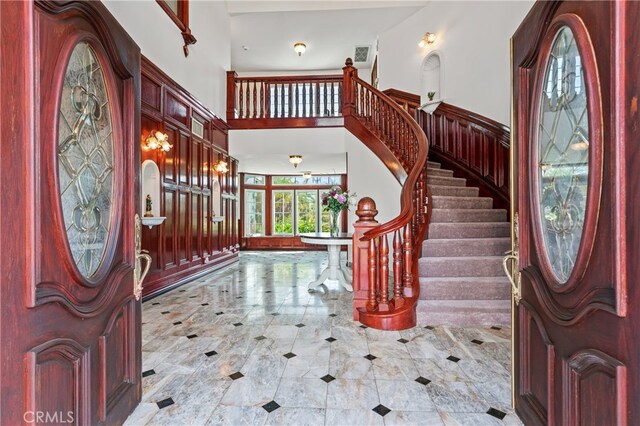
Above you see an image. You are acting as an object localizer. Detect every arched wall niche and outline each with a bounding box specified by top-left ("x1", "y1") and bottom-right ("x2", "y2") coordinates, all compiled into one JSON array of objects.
[
  {"x1": 212, "y1": 178, "x2": 222, "y2": 217},
  {"x1": 420, "y1": 51, "x2": 444, "y2": 105}
]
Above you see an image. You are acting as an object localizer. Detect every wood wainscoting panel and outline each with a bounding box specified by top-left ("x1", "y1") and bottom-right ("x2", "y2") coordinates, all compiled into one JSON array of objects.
[{"x1": 140, "y1": 56, "x2": 239, "y2": 297}]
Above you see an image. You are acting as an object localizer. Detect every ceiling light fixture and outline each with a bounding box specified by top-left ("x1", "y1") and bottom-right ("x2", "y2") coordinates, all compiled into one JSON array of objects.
[
  {"x1": 293, "y1": 42, "x2": 307, "y2": 56},
  {"x1": 144, "y1": 130, "x2": 172, "y2": 152},
  {"x1": 302, "y1": 171, "x2": 312, "y2": 179},
  {"x1": 418, "y1": 32, "x2": 437, "y2": 47},
  {"x1": 214, "y1": 160, "x2": 229, "y2": 174},
  {"x1": 288, "y1": 154, "x2": 303, "y2": 168}
]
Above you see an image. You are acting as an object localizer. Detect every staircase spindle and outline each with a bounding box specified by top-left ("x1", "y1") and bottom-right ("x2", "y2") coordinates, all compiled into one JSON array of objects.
[
  {"x1": 367, "y1": 239, "x2": 378, "y2": 311},
  {"x1": 379, "y1": 234, "x2": 390, "y2": 310},
  {"x1": 393, "y1": 230, "x2": 404, "y2": 306},
  {"x1": 238, "y1": 79, "x2": 245, "y2": 118},
  {"x1": 403, "y1": 225, "x2": 413, "y2": 298}
]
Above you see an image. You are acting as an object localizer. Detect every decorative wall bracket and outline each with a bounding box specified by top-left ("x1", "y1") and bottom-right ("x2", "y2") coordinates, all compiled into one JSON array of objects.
[
  {"x1": 181, "y1": 29, "x2": 197, "y2": 57},
  {"x1": 134, "y1": 214, "x2": 152, "y2": 301}
]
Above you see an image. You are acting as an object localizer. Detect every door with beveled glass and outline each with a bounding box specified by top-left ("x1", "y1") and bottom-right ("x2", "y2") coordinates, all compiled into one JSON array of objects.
[
  {"x1": 510, "y1": 1, "x2": 638, "y2": 424},
  {"x1": 0, "y1": 1, "x2": 141, "y2": 424}
]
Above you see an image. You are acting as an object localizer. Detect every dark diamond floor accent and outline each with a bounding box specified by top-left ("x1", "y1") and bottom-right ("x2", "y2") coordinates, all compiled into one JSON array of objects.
[
  {"x1": 179, "y1": 289, "x2": 186, "y2": 292},
  {"x1": 255, "y1": 336, "x2": 267, "y2": 341},
  {"x1": 490, "y1": 326, "x2": 502, "y2": 330},
  {"x1": 425, "y1": 325, "x2": 435, "y2": 330},
  {"x1": 201, "y1": 303, "x2": 209, "y2": 306},
  {"x1": 360, "y1": 325, "x2": 368, "y2": 329},
  {"x1": 236, "y1": 296, "x2": 243, "y2": 299},
  {"x1": 156, "y1": 397, "x2": 175, "y2": 409},
  {"x1": 151, "y1": 302, "x2": 160, "y2": 305},
  {"x1": 415, "y1": 376, "x2": 431, "y2": 386},
  {"x1": 142, "y1": 369, "x2": 156, "y2": 378},
  {"x1": 262, "y1": 401, "x2": 280, "y2": 413},
  {"x1": 205, "y1": 350, "x2": 218, "y2": 357},
  {"x1": 187, "y1": 334, "x2": 198, "y2": 339},
  {"x1": 364, "y1": 354, "x2": 377, "y2": 361},
  {"x1": 487, "y1": 407, "x2": 507, "y2": 420},
  {"x1": 471, "y1": 339, "x2": 484, "y2": 345},
  {"x1": 233, "y1": 322, "x2": 243, "y2": 327},
  {"x1": 272, "y1": 313, "x2": 280, "y2": 316},
  {"x1": 265, "y1": 290, "x2": 272, "y2": 293},
  {"x1": 446, "y1": 355, "x2": 460, "y2": 363},
  {"x1": 320, "y1": 374, "x2": 335, "y2": 383},
  {"x1": 189, "y1": 295, "x2": 197, "y2": 298},
  {"x1": 229, "y1": 372, "x2": 244, "y2": 380},
  {"x1": 161, "y1": 311, "x2": 170, "y2": 315},
  {"x1": 329, "y1": 313, "x2": 337, "y2": 317},
  {"x1": 325, "y1": 337, "x2": 336, "y2": 343},
  {"x1": 283, "y1": 352, "x2": 296, "y2": 359},
  {"x1": 216, "y1": 312, "x2": 224, "y2": 315},
  {"x1": 397, "y1": 338, "x2": 409, "y2": 344},
  {"x1": 172, "y1": 321, "x2": 182, "y2": 325},
  {"x1": 372, "y1": 404, "x2": 391, "y2": 417},
  {"x1": 295, "y1": 323, "x2": 306, "y2": 328}
]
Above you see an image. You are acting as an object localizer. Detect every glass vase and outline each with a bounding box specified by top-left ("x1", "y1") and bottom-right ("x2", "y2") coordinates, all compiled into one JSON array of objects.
[{"x1": 329, "y1": 210, "x2": 341, "y2": 237}]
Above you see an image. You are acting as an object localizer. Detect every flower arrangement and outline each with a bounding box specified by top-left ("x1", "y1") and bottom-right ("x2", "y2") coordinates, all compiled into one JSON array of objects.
[
  {"x1": 321, "y1": 186, "x2": 356, "y2": 236},
  {"x1": 321, "y1": 186, "x2": 356, "y2": 213}
]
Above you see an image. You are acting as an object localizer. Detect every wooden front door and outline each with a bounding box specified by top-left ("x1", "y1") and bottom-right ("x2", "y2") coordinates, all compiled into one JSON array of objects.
[
  {"x1": 1, "y1": 1, "x2": 142, "y2": 424},
  {"x1": 511, "y1": 1, "x2": 638, "y2": 424}
]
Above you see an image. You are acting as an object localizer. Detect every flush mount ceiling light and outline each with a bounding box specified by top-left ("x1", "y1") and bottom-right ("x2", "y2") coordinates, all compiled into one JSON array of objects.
[
  {"x1": 418, "y1": 32, "x2": 437, "y2": 47},
  {"x1": 293, "y1": 42, "x2": 307, "y2": 56},
  {"x1": 289, "y1": 154, "x2": 303, "y2": 168},
  {"x1": 302, "y1": 171, "x2": 312, "y2": 179}
]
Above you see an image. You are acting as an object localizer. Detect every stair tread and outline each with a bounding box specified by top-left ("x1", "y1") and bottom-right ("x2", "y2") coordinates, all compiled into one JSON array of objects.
[
  {"x1": 431, "y1": 208, "x2": 507, "y2": 213},
  {"x1": 430, "y1": 222, "x2": 510, "y2": 226},
  {"x1": 431, "y1": 195, "x2": 493, "y2": 200},
  {"x1": 421, "y1": 255, "x2": 505, "y2": 261},
  {"x1": 424, "y1": 237, "x2": 511, "y2": 243},
  {"x1": 420, "y1": 276, "x2": 510, "y2": 282}
]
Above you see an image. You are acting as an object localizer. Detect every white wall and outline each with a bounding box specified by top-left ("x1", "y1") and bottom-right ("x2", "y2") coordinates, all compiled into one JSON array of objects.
[
  {"x1": 103, "y1": 0, "x2": 230, "y2": 117},
  {"x1": 378, "y1": 1, "x2": 533, "y2": 124},
  {"x1": 345, "y1": 131, "x2": 401, "y2": 228}
]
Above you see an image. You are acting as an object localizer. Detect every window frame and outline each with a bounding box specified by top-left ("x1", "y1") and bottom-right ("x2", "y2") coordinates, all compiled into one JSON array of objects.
[
  {"x1": 272, "y1": 189, "x2": 295, "y2": 235},
  {"x1": 244, "y1": 189, "x2": 265, "y2": 237}
]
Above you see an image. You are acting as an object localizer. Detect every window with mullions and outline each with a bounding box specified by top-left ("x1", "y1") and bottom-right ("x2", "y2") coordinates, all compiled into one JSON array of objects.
[
  {"x1": 244, "y1": 190, "x2": 265, "y2": 236},
  {"x1": 273, "y1": 190, "x2": 294, "y2": 234},
  {"x1": 296, "y1": 191, "x2": 317, "y2": 234},
  {"x1": 272, "y1": 175, "x2": 341, "y2": 186}
]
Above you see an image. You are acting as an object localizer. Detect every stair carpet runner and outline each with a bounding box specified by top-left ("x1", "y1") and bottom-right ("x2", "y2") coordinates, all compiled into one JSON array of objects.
[{"x1": 417, "y1": 160, "x2": 511, "y2": 325}]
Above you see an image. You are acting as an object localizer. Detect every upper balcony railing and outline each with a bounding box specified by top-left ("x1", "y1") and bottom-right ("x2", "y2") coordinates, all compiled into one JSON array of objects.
[{"x1": 226, "y1": 72, "x2": 344, "y2": 129}]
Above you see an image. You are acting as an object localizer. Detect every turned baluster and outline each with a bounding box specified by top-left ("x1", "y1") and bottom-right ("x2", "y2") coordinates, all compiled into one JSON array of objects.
[
  {"x1": 378, "y1": 234, "x2": 390, "y2": 311},
  {"x1": 337, "y1": 81, "x2": 342, "y2": 115},
  {"x1": 238, "y1": 80, "x2": 245, "y2": 118},
  {"x1": 315, "y1": 81, "x2": 320, "y2": 116},
  {"x1": 392, "y1": 230, "x2": 404, "y2": 307},
  {"x1": 250, "y1": 80, "x2": 256, "y2": 118},
  {"x1": 367, "y1": 239, "x2": 379, "y2": 312},
  {"x1": 403, "y1": 224, "x2": 413, "y2": 297},
  {"x1": 263, "y1": 81, "x2": 269, "y2": 118}
]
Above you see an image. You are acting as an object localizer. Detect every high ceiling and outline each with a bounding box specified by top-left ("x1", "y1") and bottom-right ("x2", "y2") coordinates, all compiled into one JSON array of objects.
[{"x1": 228, "y1": 1, "x2": 427, "y2": 72}]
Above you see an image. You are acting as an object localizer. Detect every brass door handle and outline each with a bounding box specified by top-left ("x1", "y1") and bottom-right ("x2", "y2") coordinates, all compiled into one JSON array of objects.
[
  {"x1": 502, "y1": 253, "x2": 521, "y2": 305},
  {"x1": 134, "y1": 214, "x2": 152, "y2": 301}
]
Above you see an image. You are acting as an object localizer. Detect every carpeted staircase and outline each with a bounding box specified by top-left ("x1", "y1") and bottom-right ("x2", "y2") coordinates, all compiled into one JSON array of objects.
[{"x1": 417, "y1": 160, "x2": 511, "y2": 325}]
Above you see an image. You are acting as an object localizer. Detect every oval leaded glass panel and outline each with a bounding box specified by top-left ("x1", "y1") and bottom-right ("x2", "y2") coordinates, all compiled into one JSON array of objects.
[
  {"x1": 58, "y1": 42, "x2": 114, "y2": 278},
  {"x1": 537, "y1": 26, "x2": 589, "y2": 283}
]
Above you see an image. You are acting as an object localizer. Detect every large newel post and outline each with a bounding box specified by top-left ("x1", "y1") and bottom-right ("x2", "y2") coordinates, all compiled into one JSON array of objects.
[{"x1": 352, "y1": 197, "x2": 378, "y2": 320}]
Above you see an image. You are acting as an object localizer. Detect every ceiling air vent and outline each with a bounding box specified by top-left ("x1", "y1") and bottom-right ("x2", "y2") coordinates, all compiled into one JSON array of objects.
[{"x1": 354, "y1": 46, "x2": 370, "y2": 63}]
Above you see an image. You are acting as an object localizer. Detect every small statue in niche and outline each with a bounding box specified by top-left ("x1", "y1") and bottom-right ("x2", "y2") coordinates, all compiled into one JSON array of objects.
[{"x1": 144, "y1": 194, "x2": 154, "y2": 217}]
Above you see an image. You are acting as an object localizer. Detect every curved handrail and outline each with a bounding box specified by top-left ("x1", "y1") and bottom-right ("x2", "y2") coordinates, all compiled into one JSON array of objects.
[
  {"x1": 343, "y1": 61, "x2": 429, "y2": 243},
  {"x1": 342, "y1": 58, "x2": 430, "y2": 329}
]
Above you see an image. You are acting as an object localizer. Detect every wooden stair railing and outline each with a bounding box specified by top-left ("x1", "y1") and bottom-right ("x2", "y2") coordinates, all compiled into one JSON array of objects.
[
  {"x1": 226, "y1": 72, "x2": 344, "y2": 129},
  {"x1": 342, "y1": 59, "x2": 431, "y2": 330}
]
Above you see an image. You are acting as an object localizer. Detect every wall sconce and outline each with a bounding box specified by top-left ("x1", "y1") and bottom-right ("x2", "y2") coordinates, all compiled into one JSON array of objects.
[
  {"x1": 293, "y1": 42, "x2": 307, "y2": 56},
  {"x1": 418, "y1": 32, "x2": 437, "y2": 47},
  {"x1": 214, "y1": 160, "x2": 229, "y2": 173},
  {"x1": 288, "y1": 154, "x2": 303, "y2": 168},
  {"x1": 302, "y1": 171, "x2": 312, "y2": 179},
  {"x1": 144, "y1": 131, "x2": 172, "y2": 152}
]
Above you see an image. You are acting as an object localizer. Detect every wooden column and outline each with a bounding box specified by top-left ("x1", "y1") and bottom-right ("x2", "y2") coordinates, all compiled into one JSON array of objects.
[
  {"x1": 352, "y1": 197, "x2": 378, "y2": 320},
  {"x1": 226, "y1": 70, "x2": 238, "y2": 121},
  {"x1": 342, "y1": 58, "x2": 357, "y2": 119}
]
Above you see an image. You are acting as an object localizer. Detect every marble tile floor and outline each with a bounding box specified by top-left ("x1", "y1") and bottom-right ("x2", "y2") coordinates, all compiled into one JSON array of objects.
[{"x1": 126, "y1": 251, "x2": 521, "y2": 426}]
